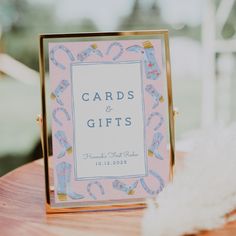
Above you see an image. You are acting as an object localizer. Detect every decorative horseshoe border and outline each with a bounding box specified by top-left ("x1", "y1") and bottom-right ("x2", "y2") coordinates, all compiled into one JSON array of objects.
[
  {"x1": 106, "y1": 42, "x2": 124, "y2": 61},
  {"x1": 87, "y1": 181, "x2": 105, "y2": 200},
  {"x1": 140, "y1": 170, "x2": 164, "y2": 195},
  {"x1": 49, "y1": 45, "x2": 75, "y2": 70},
  {"x1": 52, "y1": 107, "x2": 71, "y2": 126},
  {"x1": 147, "y1": 112, "x2": 164, "y2": 131}
]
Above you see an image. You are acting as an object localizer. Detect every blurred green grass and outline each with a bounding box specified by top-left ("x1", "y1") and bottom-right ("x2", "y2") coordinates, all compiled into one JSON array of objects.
[
  {"x1": 0, "y1": 78, "x2": 40, "y2": 156},
  {"x1": 173, "y1": 78, "x2": 201, "y2": 138}
]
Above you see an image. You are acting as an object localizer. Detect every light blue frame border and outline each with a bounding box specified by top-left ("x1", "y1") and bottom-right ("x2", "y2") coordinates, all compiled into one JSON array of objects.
[{"x1": 69, "y1": 60, "x2": 148, "y2": 181}]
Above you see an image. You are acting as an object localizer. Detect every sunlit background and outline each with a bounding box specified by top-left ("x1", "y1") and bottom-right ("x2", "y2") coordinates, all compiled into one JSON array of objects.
[{"x1": 0, "y1": 0, "x2": 236, "y2": 176}]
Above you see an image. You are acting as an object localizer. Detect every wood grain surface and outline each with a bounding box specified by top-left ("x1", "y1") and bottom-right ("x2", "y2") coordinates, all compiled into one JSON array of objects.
[{"x1": 0, "y1": 155, "x2": 236, "y2": 236}]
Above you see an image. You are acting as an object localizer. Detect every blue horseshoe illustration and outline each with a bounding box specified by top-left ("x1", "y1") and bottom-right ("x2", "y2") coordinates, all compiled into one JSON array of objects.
[
  {"x1": 49, "y1": 45, "x2": 75, "y2": 70},
  {"x1": 147, "y1": 112, "x2": 164, "y2": 131},
  {"x1": 140, "y1": 170, "x2": 164, "y2": 195},
  {"x1": 106, "y1": 42, "x2": 124, "y2": 61},
  {"x1": 87, "y1": 181, "x2": 105, "y2": 200},
  {"x1": 52, "y1": 107, "x2": 71, "y2": 126}
]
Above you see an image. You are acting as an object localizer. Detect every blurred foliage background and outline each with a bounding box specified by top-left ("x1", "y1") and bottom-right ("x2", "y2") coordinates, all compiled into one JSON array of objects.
[{"x1": 0, "y1": 0, "x2": 236, "y2": 176}]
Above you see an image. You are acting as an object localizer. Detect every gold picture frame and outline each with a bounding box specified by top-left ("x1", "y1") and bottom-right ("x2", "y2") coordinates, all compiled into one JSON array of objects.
[{"x1": 38, "y1": 30, "x2": 175, "y2": 213}]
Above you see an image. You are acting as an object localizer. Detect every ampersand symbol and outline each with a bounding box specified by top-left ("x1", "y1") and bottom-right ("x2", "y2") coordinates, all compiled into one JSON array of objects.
[{"x1": 106, "y1": 106, "x2": 113, "y2": 112}]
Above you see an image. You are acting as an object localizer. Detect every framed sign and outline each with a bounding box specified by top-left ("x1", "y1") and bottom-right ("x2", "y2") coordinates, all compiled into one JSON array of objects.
[{"x1": 39, "y1": 30, "x2": 175, "y2": 213}]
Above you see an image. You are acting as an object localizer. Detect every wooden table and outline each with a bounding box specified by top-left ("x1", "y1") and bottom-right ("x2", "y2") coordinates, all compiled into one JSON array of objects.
[{"x1": 0, "y1": 156, "x2": 236, "y2": 236}]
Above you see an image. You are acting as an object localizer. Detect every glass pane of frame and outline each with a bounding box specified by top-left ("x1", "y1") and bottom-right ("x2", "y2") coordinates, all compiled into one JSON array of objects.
[{"x1": 39, "y1": 31, "x2": 175, "y2": 212}]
